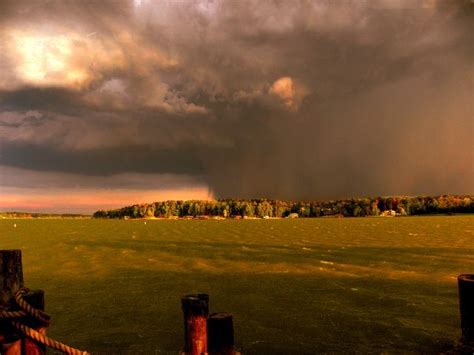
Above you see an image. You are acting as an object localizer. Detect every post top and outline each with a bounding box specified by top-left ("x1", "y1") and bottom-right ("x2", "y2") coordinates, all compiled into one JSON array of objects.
[
  {"x1": 458, "y1": 274, "x2": 474, "y2": 283},
  {"x1": 181, "y1": 294, "x2": 209, "y2": 316},
  {"x1": 209, "y1": 312, "x2": 233, "y2": 320},
  {"x1": 182, "y1": 293, "x2": 209, "y2": 301}
]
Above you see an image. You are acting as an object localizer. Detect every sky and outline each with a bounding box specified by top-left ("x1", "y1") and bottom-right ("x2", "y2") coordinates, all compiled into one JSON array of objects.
[{"x1": 0, "y1": 0, "x2": 473, "y2": 213}]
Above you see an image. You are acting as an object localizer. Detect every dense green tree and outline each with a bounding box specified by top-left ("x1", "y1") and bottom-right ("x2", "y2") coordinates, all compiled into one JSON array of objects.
[{"x1": 256, "y1": 200, "x2": 273, "y2": 218}]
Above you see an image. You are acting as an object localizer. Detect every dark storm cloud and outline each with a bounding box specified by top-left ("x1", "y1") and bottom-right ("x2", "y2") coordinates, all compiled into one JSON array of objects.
[
  {"x1": 0, "y1": 141, "x2": 206, "y2": 175},
  {"x1": 0, "y1": 87, "x2": 83, "y2": 114},
  {"x1": 0, "y1": 0, "x2": 472, "y2": 200},
  {"x1": 0, "y1": 165, "x2": 205, "y2": 190}
]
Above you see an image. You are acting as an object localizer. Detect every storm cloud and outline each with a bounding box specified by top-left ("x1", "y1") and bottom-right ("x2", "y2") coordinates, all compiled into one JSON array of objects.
[{"x1": 0, "y1": 0, "x2": 473, "y2": 211}]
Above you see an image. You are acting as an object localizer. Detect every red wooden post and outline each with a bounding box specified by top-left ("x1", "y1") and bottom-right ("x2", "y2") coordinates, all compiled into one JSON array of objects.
[
  {"x1": 0, "y1": 250, "x2": 24, "y2": 355},
  {"x1": 0, "y1": 340, "x2": 21, "y2": 355},
  {"x1": 208, "y1": 313, "x2": 234, "y2": 355},
  {"x1": 458, "y1": 274, "x2": 474, "y2": 346},
  {"x1": 182, "y1": 294, "x2": 209, "y2": 355}
]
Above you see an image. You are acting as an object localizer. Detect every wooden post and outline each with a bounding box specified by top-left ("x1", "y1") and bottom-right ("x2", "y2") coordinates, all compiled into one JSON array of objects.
[
  {"x1": 458, "y1": 274, "x2": 474, "y2": 346},
  {"x1": 207, "y1": 313, "x2": 234, "y2": 355},
  {"x1": 0, "y1": 250, "x2": 24, "y2": 355},
  {"x1": 182, "y1": 294, "x2": 209, "y2": 355},
  {"x1": 0, "y1": 250, "x2": 24, "y2": 310},
  {"x1": 22, "y1": 290, "x2": 47, "y2": 355}
]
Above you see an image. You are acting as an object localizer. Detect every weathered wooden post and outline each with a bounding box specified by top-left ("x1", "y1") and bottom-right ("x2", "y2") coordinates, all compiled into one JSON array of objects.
[
  {"x1": 458, "y1": 274, "x2": 474, "y2": 347},
  {"x1": 207, "y1": 313, "x2": 234, "y2": 355},
  {"x1": 182, "y1": 294, "x2": 209, "y2": 355},
  {"x1": 0, "y1": 250, "x2": 24, "y2": 355}
]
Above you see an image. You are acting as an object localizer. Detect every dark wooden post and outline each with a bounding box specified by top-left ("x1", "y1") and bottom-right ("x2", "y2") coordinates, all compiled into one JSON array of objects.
[
  {"x1": 458, "y1": 274, "x2": 474, "y2": 346},
  {"x1": 0, "y1": 250, "x2": 24, "y2": 355},
  {"x1": 182, "y1": 294, "x2": 209, "y2": 355},
  {"x1": 22, "y1": 290, "x2": 47, "y2": 355},
  {"x1": 208, "y1": 313, "x2": 234, "y2": 355}
]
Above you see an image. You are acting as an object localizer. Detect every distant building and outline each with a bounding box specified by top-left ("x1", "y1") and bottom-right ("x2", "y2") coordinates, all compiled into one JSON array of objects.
[
  {"x1": 287, "y1": 213, "x2": 299, "y2": 218},
  {"x1": 380, "y1": 210, "x2": 398, "y2": 217}
]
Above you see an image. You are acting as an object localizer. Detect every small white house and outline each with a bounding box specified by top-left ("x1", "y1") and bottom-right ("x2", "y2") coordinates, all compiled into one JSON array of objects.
[{"x1": 380, "y1": 210, "x2": 397, "y2": 217}]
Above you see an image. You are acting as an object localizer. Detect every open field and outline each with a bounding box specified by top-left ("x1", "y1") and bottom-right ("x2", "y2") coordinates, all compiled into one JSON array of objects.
[{"x1": 0, "y1": 216, "x2": 473, "y2": 354}]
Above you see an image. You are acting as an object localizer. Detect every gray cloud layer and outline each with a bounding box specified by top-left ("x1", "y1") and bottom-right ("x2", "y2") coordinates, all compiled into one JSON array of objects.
[{"x1": 0, "y1": 0, "x2": 473, "y2": 200}]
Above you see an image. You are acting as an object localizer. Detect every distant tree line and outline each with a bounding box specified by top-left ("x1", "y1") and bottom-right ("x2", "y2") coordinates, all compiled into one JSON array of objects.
[{"x1": 93, "y1": 195, "x2": 473, "y2": 219}]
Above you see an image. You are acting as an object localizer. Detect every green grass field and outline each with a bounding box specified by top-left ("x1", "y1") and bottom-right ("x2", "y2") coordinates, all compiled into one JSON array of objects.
[{"x1": 0, "y1": 216, "x2": 473, "y2": 354}]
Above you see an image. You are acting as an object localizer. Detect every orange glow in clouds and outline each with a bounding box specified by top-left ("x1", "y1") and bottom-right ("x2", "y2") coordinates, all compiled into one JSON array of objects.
[{"x1": 269, "y1": 76, "x2": 307, "y2": 110}]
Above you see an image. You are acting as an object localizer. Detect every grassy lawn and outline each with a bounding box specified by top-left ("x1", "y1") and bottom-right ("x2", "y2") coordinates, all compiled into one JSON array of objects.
[{"x1": 0, "y1": 216, "x2": 472, "y2": 354}]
